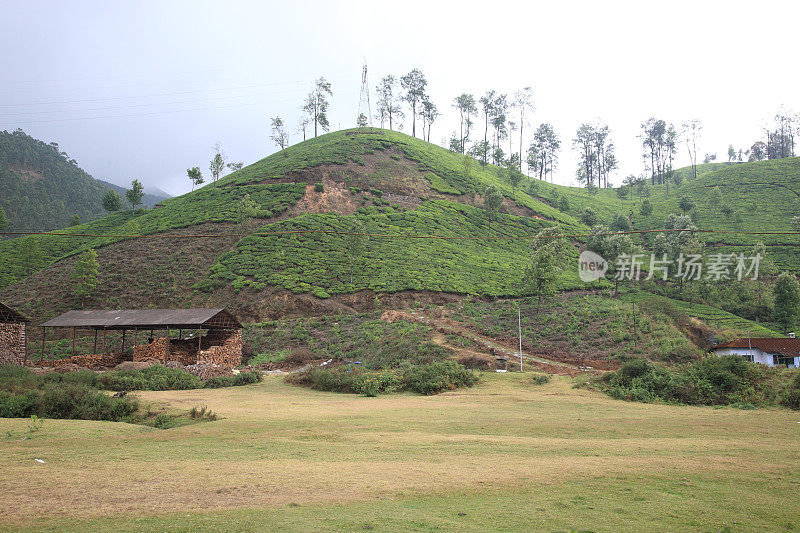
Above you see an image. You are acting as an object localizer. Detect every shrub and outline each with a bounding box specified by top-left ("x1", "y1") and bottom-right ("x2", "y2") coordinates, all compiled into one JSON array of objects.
[
  {"x1": 529, "y1": 373, "x2": 551, "y2": 385},
  {"x1": 0, "y1": 382, "x2": 137, "y2": 421},
  {"x1": 402, "y1": 361, "x2": 479, "y2": 395},
  {"x1": 97, "y1": 365, "x2": 202, "y2": 391},
  {"x1": 597, "y1": 356, "x2": 781, "y2": 407},
  {"x1": 286, "y1": 361, "x2": 477, "y2": 396},
  {"x1": 780, "y1": 373, "x2": 800, "y2": 410},
  {"x1": 580, "y1": 208, "x2": 598, "y2": 227},
  {"x1": 153, "y1": 413, "x2": 177, "y2": 429},
  {"x1": 314, "y1": 183, "x2": 324, "y2": 192},
  {"x1": 203, "y1": 371, "x2": 262, "y2": 389}
]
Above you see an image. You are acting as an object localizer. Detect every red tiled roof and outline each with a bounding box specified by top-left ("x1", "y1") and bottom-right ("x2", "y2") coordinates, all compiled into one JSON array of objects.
[{"x1": 711, "y1": 338, "x2": 800, "y2": 357}]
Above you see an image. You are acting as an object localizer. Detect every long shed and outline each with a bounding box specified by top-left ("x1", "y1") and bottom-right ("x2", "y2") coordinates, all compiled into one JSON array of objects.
[{"x1": 40, "y1": 308, "x2": 243, "y2": 366}]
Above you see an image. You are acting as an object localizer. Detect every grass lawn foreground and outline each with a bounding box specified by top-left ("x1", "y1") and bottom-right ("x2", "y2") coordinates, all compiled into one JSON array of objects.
[{"x1": 1, "y1": 373, "x2": 799, "y2": 531}]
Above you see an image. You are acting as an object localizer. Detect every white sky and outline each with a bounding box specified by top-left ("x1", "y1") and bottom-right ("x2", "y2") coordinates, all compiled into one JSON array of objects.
[{"x1": 1, "y1": 0, "x2": 798, "y2": 195}]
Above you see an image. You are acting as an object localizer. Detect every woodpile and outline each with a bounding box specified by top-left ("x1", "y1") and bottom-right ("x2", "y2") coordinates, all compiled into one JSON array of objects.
[
  {"x1": 49, "y1": 352, "x2": 124, "y2": 370},
  {"x1": 0, "y1": 322, "x2": 26, "y2": 365},
  {"x1": 131, "y1": 331, "x2": 242, "y2": 367},
  {"x1": 132, "y1": 337, "x2": 170, "y2": 363},
  {"x1": 196, "y1": 331, "x2": 242, "y2": 367}
]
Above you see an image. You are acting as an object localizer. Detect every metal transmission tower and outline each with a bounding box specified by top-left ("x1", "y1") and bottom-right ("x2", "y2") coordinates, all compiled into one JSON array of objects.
[{"x1": 357, "y1": 61, "x2": 372, "y2": 127}]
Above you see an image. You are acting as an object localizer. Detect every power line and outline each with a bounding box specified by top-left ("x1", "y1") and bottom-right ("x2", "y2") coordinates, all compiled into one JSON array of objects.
[
  {"x1": 0, "y1": 80, "x2": 311, "y2": 108},
  {"x1": 0, "y1": 89, "x2": 307, "y2": 117},
  {"x1": 0, "y1": 97, "x2": 300, "y2": 126}
]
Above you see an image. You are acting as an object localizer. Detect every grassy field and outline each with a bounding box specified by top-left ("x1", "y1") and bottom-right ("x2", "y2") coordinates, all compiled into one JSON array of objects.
[{"x1": 1, "y1": 373, "x2": 799, "y2": 531}]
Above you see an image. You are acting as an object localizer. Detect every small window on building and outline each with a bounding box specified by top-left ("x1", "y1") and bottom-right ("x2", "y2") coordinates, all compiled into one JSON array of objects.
[
  {"x1": 744, "y1": 354, "x2": 754, "y2": 363},
  {"x1": 774, "y1": 355, "x2": 794, "y2": 366}
]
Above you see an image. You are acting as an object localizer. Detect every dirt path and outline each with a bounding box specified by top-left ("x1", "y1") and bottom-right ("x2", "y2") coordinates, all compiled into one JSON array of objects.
[{"x1": 381, "y1": 309, "x2": 596, "y2": 375}]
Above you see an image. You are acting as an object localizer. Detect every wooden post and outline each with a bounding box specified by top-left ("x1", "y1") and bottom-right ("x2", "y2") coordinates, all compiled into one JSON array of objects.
[
  {"x1": 165, "y1": 328, "x2": 170, "y2": 363},
  {"x1": 93, "y1": 329, "x2": 98, "y2": 353},
  {"x1": 102, "y1": 328, "x2": 106, "y2": 353},
  {"x1": 72, "y1": 327, "x2": 76, "y2": 356},
  {"x1": 41, "y1": 327, "x2": 46, "y2": 362},
  {"x1": 198, "y1": 328, "x2": 202, "y2": 353},
  {"x1": 121, "y1": 329, "x2": 126, "y2": 353}
]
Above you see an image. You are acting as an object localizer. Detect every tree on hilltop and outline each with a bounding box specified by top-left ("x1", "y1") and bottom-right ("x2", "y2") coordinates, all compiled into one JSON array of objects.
[
  {"x1": 376, "y1": 75, "x2": 403, "y2": 131},
  {"x1": 126, "y1": 179, "x2": 144, "y2": 212},
  {"x1": 270, "y1": 117, "x2": 289, "y2": 149},
  {"x1": 400, "y1": 69, "x2": 427, "y2": 138},
  {"x1": 527, "y1": 123, "x2": 560, "y2": 182},
  {"x1": 187, "y1": 167, "x2": 204, "y2": 191},
  {"x1": 302, "y1": 77, "x2": 333, "y2": 137},
  {"x1": 209, "y1": 142, "x2": 226, "y2": 181},
  {"x1": 452, "y1": 93, "x2": 477, "y2": 154},
  {"x1": 513, "y1": 87, "x2": 534, "y2": 171}
]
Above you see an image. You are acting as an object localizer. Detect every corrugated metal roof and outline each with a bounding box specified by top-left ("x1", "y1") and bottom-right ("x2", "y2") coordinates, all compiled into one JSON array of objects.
[
  {"x1": 0, "y1": 302, "x2": 30, "y2": 323},
  {"x1": 40, "y1": 308, "x2": 240, "y2": 329},
  {"x1": 711, "y1": 337, "x2": 800, "y2": 357}
]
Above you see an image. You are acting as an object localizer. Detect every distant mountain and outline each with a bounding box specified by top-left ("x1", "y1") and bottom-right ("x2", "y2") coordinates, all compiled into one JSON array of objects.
[{"x1": 0, "y1": 129, "x2": 169, "y2": 233}]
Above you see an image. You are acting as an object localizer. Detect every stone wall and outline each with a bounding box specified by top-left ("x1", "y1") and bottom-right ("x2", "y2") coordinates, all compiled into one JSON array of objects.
[
  {"x1": 197, "y1": 330, "x2": 242, "y2": 367},
  {"x1": 0, "y1": 322, "x2": 26, "y2": 365}
]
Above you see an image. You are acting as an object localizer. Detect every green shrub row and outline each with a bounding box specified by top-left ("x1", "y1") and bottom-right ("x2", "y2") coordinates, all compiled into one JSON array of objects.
[
  {"x1": 596, "y1": 356, "x2": 798, "y2": 407},
  {"x1": 286, "y1": 360, "x2": 478, "y2": 396},
  {"x1": 0, "y1": 365, "x2": 262, "y2": 393},
  {"x1": 0, "y1": 382, "x2": 137, "y2": 421}
]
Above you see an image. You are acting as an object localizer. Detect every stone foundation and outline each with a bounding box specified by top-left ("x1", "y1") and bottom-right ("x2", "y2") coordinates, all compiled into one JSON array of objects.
[{"x1": 0, "y1": 322, "x2": 26, "y2": 365}]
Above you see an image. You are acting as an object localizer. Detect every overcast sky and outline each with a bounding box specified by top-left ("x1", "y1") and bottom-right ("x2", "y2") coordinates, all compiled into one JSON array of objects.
[{"x1": 1, "y1": 0, "x2": 798, "y2": 195}]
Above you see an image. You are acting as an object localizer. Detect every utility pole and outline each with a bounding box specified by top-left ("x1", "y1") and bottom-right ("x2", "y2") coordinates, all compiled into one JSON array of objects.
[{"x1": 518, "y1": 306, "x2": 523, "y2": 372}]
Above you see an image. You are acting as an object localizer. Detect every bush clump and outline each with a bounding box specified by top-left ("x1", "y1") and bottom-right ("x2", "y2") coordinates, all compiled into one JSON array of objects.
[
  {"x1": 529, "y1": 373, "x2": 552, "y2": 385},
  {"x1": 402, "y1": 361, "x2": 479, "y2": 395},
  {"x1": 597, "y1": 356, "x2": 791, "y2": 407},
  {"x1": 287, "y1": 361, "x2": 477, "y2": 397},
  {"x1": 780, "y1": 373, "x2": 800, "y2": 410},
  {"x1": 203, "y1": 371, "x2": 262, "y2": 389},
  {"x1": 97, "y1": 365, "x2": 203, "y2": 391},
  {"x1": 0, "y1": 371, "x2": 138, "y2": 422}
]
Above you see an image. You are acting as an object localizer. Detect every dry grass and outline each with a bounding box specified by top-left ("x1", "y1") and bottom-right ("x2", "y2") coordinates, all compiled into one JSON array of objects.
[{"x1": 1, "y1": 374, "x2": 799, "y2": 531}]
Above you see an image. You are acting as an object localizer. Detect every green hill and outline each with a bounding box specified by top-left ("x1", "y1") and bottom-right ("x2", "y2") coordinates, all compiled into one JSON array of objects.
[
  {"x1": 0, "y1": 129, "x2": 169, "y2": 233},
  {"x1": 0, "y1": 128, "x2": 796, "y2": 338}
]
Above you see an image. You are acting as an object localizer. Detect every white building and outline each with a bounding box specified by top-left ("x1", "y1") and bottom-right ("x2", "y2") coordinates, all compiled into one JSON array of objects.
[{"x1": 709, "y1": 336, "x2": 800, "y2": 368}]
